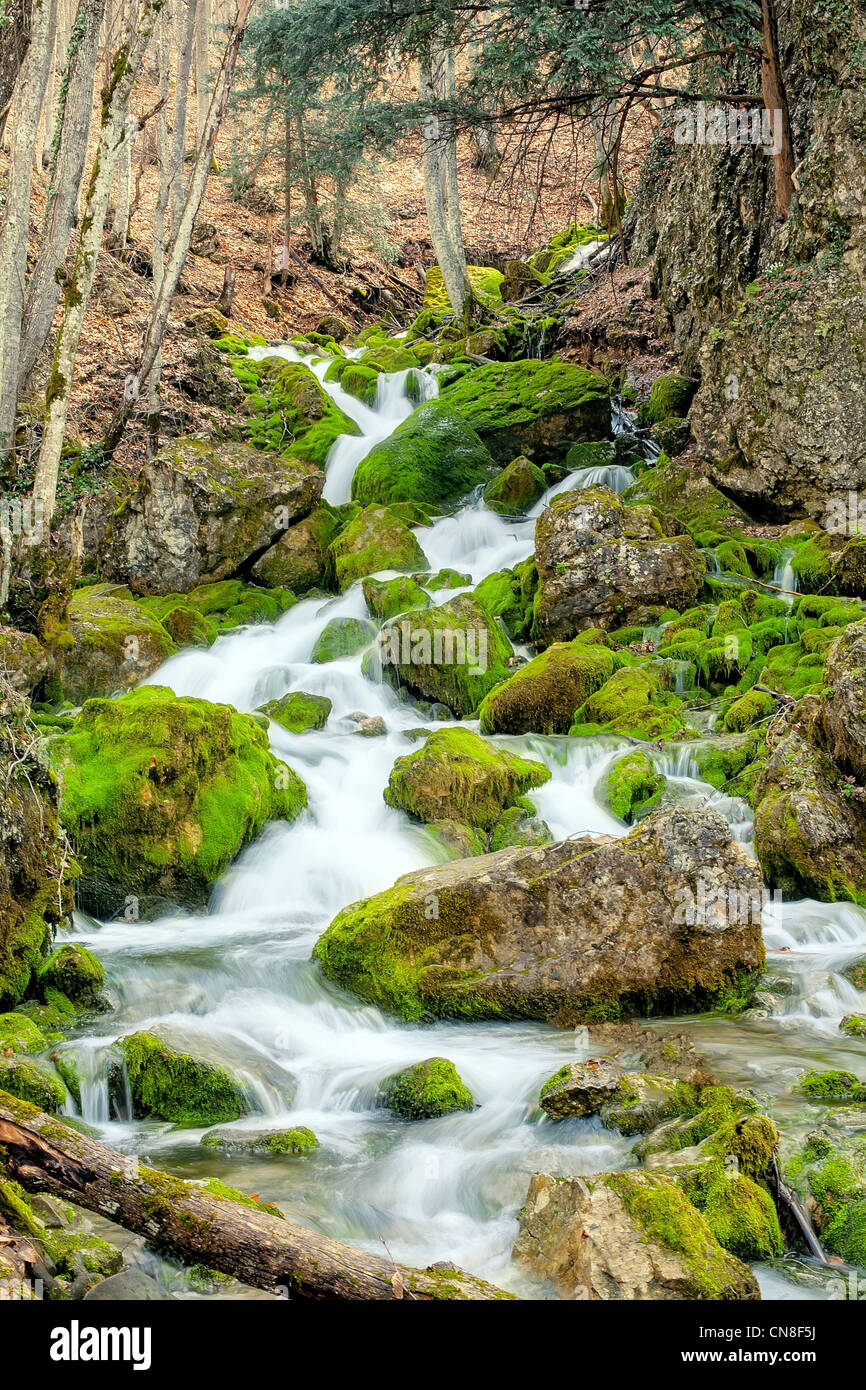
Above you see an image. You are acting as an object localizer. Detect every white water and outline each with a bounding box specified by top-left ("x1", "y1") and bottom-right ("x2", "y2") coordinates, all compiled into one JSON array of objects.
[{"x1": 56, "y1": 350, "x2": 866, "y2": 1300}]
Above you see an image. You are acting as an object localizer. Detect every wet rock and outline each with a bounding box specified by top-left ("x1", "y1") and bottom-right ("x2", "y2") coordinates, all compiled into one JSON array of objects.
[
  {"x1": 58, "y1": 584, "x2": 177, "y2": 701},
  {"x1": 598, "y1": 751, "x2": 667, "y2": 823},
  {"x1": 258, "y1": 691, "x2": 331, "y2": 733},
  {"x1": 538, "y1": 1059, "x2": 621, "y2": 1118},
  {"x1": 201, "y1": 1125, "x2": 318, "y2": 1155},
  {"x1": 482, "y1": 455, "x2": 547, "y2": 515},
  {"x1": 37, "y1": 944, "x2": 105, "y2": 1010},
  {"x1": 0, "y1": 1057, "x2": 67, "y2": 1111},
  {"x1": 314, "y1": 802, "x2": 765, "y2": 1023},
  {"x1": 328, "y1": 504, "x2": 427, "y2": 590},
  {"x1": 384, "y1": 727, "x2": 549, "y2": 832},
  {"x1": 95, "y1": 437, "x2": 324, "y2": 595},
  {"x1": 351, "y1": 403, "x2": 496, "y2": 509},
  {"x1": 0, "y1": 625, "x2": 50, "y2": 697},
  {"x1": 121, "y1": 1032, "x2": 248, "y2": 1126},
  {"x1": 377, "y1": 1057, "x2": 474, "y2": 1120},
  {"x1": 479, "y1": 638, "x2": 615, "y2": 736},
  {"x1": 376, "y1": 593, "x2": 515, "y2": 718},
  {"x1": 513, "y1": 1170, "x2": 760, "y2": 1300},
  {"x1": 251, "y1": 506, "x2": 341, "y2": 593},
  {"x1": 533, "y1": 486, "x2": 703, "y2": 644},
  {"x1": 84, "y1": 1270, "x2": 173, "y2": 1300},
  {"x1": 362, "y1": 574, "x2": 431, "y2": 622},
  {"x1": 310, "y1": 617, "x2": 377, "y2": 664}
]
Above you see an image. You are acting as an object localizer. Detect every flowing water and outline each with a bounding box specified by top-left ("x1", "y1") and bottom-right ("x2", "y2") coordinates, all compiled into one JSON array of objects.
[{"x1": 57, "y1": 352, "x2": 866, "y2": 1300}]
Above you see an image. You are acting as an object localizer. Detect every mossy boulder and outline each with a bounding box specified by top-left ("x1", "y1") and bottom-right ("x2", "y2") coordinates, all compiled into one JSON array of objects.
[
  {"x1": 423, "y1": 264, "x2": 503, "y2": 313},
  {"x1": 439, "y1": 359, "x2": 610, "y2": 463},
  {"x1": 638, "y1": 373, "x2": 697, "y2": 427},
  {"x1": 37, "y1": 944, "x2": 105, "y2": 1009},
  {"x1": 472, "y1": 559, "x2": 538, "y2": 642},
  {"x1": 795, "y1": 1069, "x2": 865, "y2": 1101},
  {"x1": 310, "y1": 616, "x2": 377, "y2": 663},
  {"x1": 0, "y1": 1012, "x2": 45, "y2": 1055},
  {"x1": 384, "y1": 728, "x2": 550, "y2": 832},
  {"x1": 479, "y1": 639, "x2": 615, "y2": 735},
  {"x1": 724, "y1": 688, "x2": 774, "y2": 733},
  {"x1": 533, "y1": 486, "x2": 703, "y2": 644},
  {"x1": 251, "y1": 506, "x2": 344, "y2": 593},
  {"x1": 623, "y1": 458, "x2": 750, "y2": 548},
  {"x1": 841, "y1": 1014, "x2": 866, "y2": 1037},
  {"x1": 513, "y1": 1169, "x2": 759, "y2": 1300},
  {"x1": 138, "y1": 579, "x2": 296, "y2": 644},
  {"x1": 483, "y1": 456, "x2": 547, "y2": 514},
  {"x1": 328, "y1": 505, "x2": 427, "y2": 590},
  {"x1": 340, "y1": 361, "x2": 380, "y2": 406},
  {"x1": 240, "y1": 359, "x2": 360, "y2": 465},
  {"x1": 201, "y1": 1125, "x2": 318, "y2": 1155},
  {"x1": 570, "y1": 666, "x2": 689, "y2": 741},
  {"x1": 362, "y1": 575, "x2": 431, "y2": 622},
  {"x1": 314, "y1": 803, "x2": 764, "y2": 1023},
  {"x1": 0, "y1": 1057, "x2": 67, "y2": 1112},
  {"x1": 377, "y1": 1057, "x2": 474, "y2": 1120},
  {"x1": 0, "y1": 625, "x2": 50, "y2": 697},
  {"x1": 258, "y1": 691, "x2": 331, "y2": 733},
  {"x1": 52, "y1": 685, "x2": 306, "y2": 916},
  {"x1": 786, "y1": 1130, "x2": 866, "y2": 1267},
  {"x1": 97, "y1": 437, "x2": 324, "y2": 595},
  {"x1": 351, "y1": 403, "x2": 496, "y2": 509},
  {"x1": 376, "y1": 593, "x2": 514, "y2": 717},
  {"x1": 600, "y1": 751, "x2": 666, "y2": 823},
  {"x1": 121, "y1": 1032, "x2": 247, "y2": 1126}
]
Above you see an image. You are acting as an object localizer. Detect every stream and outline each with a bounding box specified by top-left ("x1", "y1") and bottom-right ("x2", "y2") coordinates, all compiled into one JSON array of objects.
[{"x1": 57, "y1": 349, "x2": 866, "y2": 1300}]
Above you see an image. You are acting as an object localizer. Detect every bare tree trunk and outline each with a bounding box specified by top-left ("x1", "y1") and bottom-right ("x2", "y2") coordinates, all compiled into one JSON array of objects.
[
  {"x1": 0, "y1": 1096, "x2": 514, "y2": 1300},
  {"x1": 0, "y1": 0, "x2": 58, "y2": 469},
  {"x1": 31, "y1": 0, "x2": 164, "y2": 518},
  {"x1": 18, "y1": 0, "x2": 107, "y2": 396},
  {"x1": 111, "y1": 116, "x2": 134, "y2": 247},
  {"x1": 441, "y1": 44, "x2": 468, "y2": 281},
  {"x1": 281, "y1": 111, "x2": 292, "y2": 284},
  {"x1": 591, "y1": 103, "x2": 625, "y2": 234},
  {"x1": 195, "y1": 0, "x2": 210, "y2": 142},
  {"x1": 293, "y1": 112, "x2": 325, "y2": 259},
  {"x1": 760, "y1": 0, "x2": 795, "y2": 220},
  {"x1": 146, "y1": 2, "x2": 171, "y2": 458},
  {"x1": 101, "y1": 0, "x2": 255, "y2": 455},
  {"x1": 419, "y1": 49, "x2": 471, "y2": 320},
  {"x1": 168, "y1": 0, "x2": 196, "y2": 236},
  {"x1": 31, "y1": 22, "x2": 57, "y2": 171},
  {"x1": 0, "y1": 0, "x2": 33, "y2": 145}
]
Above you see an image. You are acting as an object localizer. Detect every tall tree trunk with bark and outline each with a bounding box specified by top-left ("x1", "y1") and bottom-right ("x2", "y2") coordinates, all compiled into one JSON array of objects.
[
  {"x1": 18, "y1": 0, "x2": 107, "y2": 395},
  {"x1": 168, "y1": 0, "x2": 196, "y2": 235},
  {"x1": 0, "y1": 0, "x2": 58, "y2": 470},
  {"x1": 146, "y1": 2, "x2": 171, "y2": 457},
  {"x1": 0, "y1": 0, "x2": 33, "y2": 145},
  {"x1": 195, "y1": 0, "x2": 209, "y2": 141},
  {"x1": 759, "y1": 0, "x2": 795, "y2": 220},
  {"x1": 31, "y1": 0, "x2": 165, "y2": 518},
  {"x1": 101, "y1": 0, "x2": 255, "y2": 455},
  {"x1": 441, "y1": 44, "x2": 469, "y2": 282},
  {"x1": 419, "y1": 49, "x2": 471, "y2": 321}
]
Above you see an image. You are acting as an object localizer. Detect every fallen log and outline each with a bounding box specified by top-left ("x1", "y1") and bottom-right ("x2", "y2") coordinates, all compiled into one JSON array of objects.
[{"x1": 0, "y1": 1093, "x2": 514, "y2": 1300}]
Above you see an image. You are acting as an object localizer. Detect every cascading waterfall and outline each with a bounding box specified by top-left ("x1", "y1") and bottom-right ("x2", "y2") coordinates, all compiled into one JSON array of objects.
[{"x1": 58, "y1": 350, "x2": 866, "y2": 1300}]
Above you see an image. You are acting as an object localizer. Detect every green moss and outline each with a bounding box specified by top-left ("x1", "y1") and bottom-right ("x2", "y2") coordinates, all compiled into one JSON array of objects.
[
  {"x1": 423, "y1": 264, "x2": 503, "y2": 313},
  {"x1": 238, "y1": 359, "x2": 360, "y2": 464},
  {"x1": 483, "y1": 456, "x2": 547, "y2": 515},
  {"x1": 310, "y1": 616, "x2": 377, "y2": 663},
  {"x1": 439, "y1": 359, "x2": 610, "y2": 462},
  {"x1": 724, "y1": 689, "x2": 774, "y2": 733},
  {"x1": 258, "y1": 691, "x2": 331, "y2": 733},
  {"x1": 473, "y1": 559, "x2": 538, "y2": 642},
  {"x1": 37, "y1": 943, "x2": 104, "y2": 1008},
  {"x1": 0, "y1": 1057, "x2": 67, "y2": 1111},
  {"x1": 599, "y1": 751, "x2": 666, "y2": 823},
  {"x1": 341, "y1": 362, "x2": 380, "y2": 406},
  {"x1": 638, "y1": 373, "x2": 697, "y2": 426},
  {"x1": 122, "y1": 1032, "x2": 247, "y2": 1127},
  {"x1": 570, "y1": 666, "x2": 689, "y2": 741},
  {"x1": 841, "y1": 1014, "x2": 866, "y2": 1037},
  {"x1": 479, "y1": 639, "x2": 614, "y2": 736},
  {"x1": 377, "y1": 593, "x2": 515, "y2": 718},
  {"x1": 352, "y1": 403, "x2": 495, "y2": 509},
  {"x1": 795, "y1": 1069, "x2": 866, "y2": 1100},
  {"x1": 200, "y1": 1177, "x2": 283, "y2": 1218},
  {"x1": 329, "y1": 505, "x2": 427, "y2": 590},
  {"x1": 384, "y1": 727, "x2": 550, "y2": 831},
  {"x1": 52, "y1": 685, "x2": 306, "y2": 913},
  {"x1": 679, "y1": 1168, "x2": 783, "y2": 1262},
  {"x1": 0, "y1": 1012, "x2": 45, "y2": 1054},
  {"x1": 362, "y1": 575, "x2": 431, "y2": 622},
  {"x1": 378, "y1": 1057, "x2": 474, "y2": 1119}
]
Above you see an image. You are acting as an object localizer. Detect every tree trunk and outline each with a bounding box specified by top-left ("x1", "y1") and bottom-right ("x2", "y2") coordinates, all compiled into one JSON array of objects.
[
  {"x1": 168, "y1": 0, "x2": 196, "y2": 236},
  {"x1": 441, "y1": 44, "x2": 468, "y2": 280},
  {"x1": 0, "y1": 1096, "x2": 513, "y2": 1300},
  {"x1": 194, "y1": 0, "x2": 210, "y2": 142},
  {"x1": 0, "y1": 0, "x2": 58, "y2": 470},
  {"x1": 31, "y1": 0, "x2": 164, "y2": 518},
  {"x1": 146, "y1": 2, "x2": 171, "y2": 458},
  {"x1": 0, "y1": 0, "x2": 33, "y2": 145},
  {"x1": 100, "y1": 0, "x2": 254, "y2": 455},
  {"x1": 111, "y1": 114, "x2": 134, "y2": 248},
  {"x1": 759, "y1": 0, "x2": 796, "y2": 220},
  {"x1": 293, "y1": 112, "x2": 325, "y2": 259},
  {"x1": 31, "y1": 22, "x2": 57, "y2": 172},
  {"x1": 18, "y1": 0, "x2": 107, "y2": 397},
  {"x1": 281, "y1": 111, "x2": 291, "y2": 284},
  {"x1": 419, "y1": 49, "x2": 471, "y2": 321},
  {"x1": 217, "y1": 263, "x2": 235, "y2": 314}
]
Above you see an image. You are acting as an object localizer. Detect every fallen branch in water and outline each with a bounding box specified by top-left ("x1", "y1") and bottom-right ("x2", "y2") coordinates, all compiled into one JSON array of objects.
[{"x1": 0, "y1": 1093, "x2": 515, "y2": 1301}]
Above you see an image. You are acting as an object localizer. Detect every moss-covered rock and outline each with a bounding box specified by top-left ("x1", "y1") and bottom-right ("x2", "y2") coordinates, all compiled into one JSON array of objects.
[
  {"x1": 724, "y1": 688, "x2": 774, "y2": 733},
  {"x1": 201, "y1": 1125, "x2": 318, "y2": 1155},
  {"x1": 58, "y1": 585, "x2": 176, "y2": 702},
  {"x1": 351, "y1": 403, "x2": 496, "y2": 509},
  {"x1": 258, "y1": 691, "x2": 331, "y2": 733},
  {"x1": 841, "y1": 1014, "x2": 866, "y2": 1037},
  {"x1": 483, "y1": 456, "x2": 547, "y2": 514},
  {"x1": 600, "y1": 751, "x2": 666, "y2": 823},
  {"x1": 479, "y1": 639, "x2": 615, "y2": 735},
  {"x1": 570, "y1": 666, "x2": 690, "y2": 741},
  {"x1": 377, "y1": 1057, "x2": 474, "y2": 1119},
  {"x1": 423, "y1": 264, "x2": 503, "y2": 313},
  {"x1": 37, "y1": 944, "x2": 105, "y2": 1009},
  {"x1": 310, "y1": 616, "x2": 377, "y2": 663},
  {"x1": 472, "y1": 560, "x2": 538, "y2": 642},
  {"x1": 638, "y1": 373, "x2": 698, "y2": 427},
  {"x1": 240, "y1": 359, "x2": 361, "y2": 466},
  {"x1": 121, "y1": 1032, "x2": 248, "y2": 1126},
  {"x1": 439, "y1": 359, "x2": 610, "y2": 463},
  {"x1": 0, "y1": 1012, "x2": 45, "y2": 1055},
  {"x1": 328, "y1": 505, "x2": 427, "y2": 590},
  {"x1": 0, "y1": 1057, "x2": 67, "y2": 1111},
  {"x1": 251, "y1": 506, "x2": 345, "y2": 593},
  {"x1": 384, "y1": 727, "x2": 550, "y2": 831},
  {"x1": 138, "y1": 579, "x2": 296, "y2": 644},
  {"x1": 624, "y1": 458, "x2": 750, "y2": 548},
  {"x1": 795, "y1": 1068, "x2": 865, "y2": 1101},
  {"x1": 786, "y1": 1130, "x2": 866, "y2": 1267},
  {"x1": 377, "y1": 594, "x2": 515, "y2": 718},
  {"x1": 52, "y1": 685, "x2": 306, "y2": 916},
  {"x1": 362, "y1": 575, "x2": 431, "y2": 622},
  {"x1": 0, "y1": 625, "x2": 50, "y2": 698}
]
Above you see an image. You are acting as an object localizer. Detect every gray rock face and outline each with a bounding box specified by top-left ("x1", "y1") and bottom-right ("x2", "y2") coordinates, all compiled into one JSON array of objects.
[
  {"x1": 314, "y1": 803, "x2": 765, "y2": 1024},
  {"x1": 97, "y1": 437, "x2": 324, "y2": 594},
  {"x1": 533, "y1": 486, "x2": 703, "y2": 644},
  {"x1": 822, "y1": 622, "x2": 866, "y2": 785},
  {"x1": 513, "y1": 1171, "x2": 760, "y2": 1300},
  {"x1": 84, "y1": 1270, "x2": 173, "y2": 1301}
]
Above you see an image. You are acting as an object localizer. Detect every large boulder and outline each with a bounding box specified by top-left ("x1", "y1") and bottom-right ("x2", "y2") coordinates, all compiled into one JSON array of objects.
[
  {"x1": 821, "y1": 621, "x2": 866, "y2": 785},
  {"x1": 533, "y1": 487, "x2": 703, "y2": 644},
  {"x1": 52, "y1": 685, "x2": 306, "y2": 916},
  {"x1": 241, "y1": 359, "x2": 360, "y2": 466},
  {"x1": 351, "y1": 403, "x2": 496, "y2": 509},
  {"x1": 0, "y1": 625, "x2": 50, "y2": 697},
  {"x1": 121, "y1": 1032, "x2": 248, "y2": 1126},
  {"x1": 96, "y1": 437, "x2": 324, "y2": 595},
  {"x1": 439, "y1": 360, "x2": 611, "y2": 463},
  {"x1": 376, "y1": 593, "x2": 515, "y2": 718},
  {"x1": 479, "y1": 639, "x2": 615, "y2": 735},
  {"x1": 692, "y1": 265, "x2": 866, "y2": 519},
  {"x1": 377, "y1": 1057, "x2": 474, "y2": 1120},
  {"x1": 0, "y1": 689, "x2": 74, "y2": 1007},
  {"x1": 250, "y1": 506, "x2": 342, "y2": 593},
  {"x1": 58, "y1": 584, "x2": 176, "y2": 702},
  {"x1": 328, "y1": 505, "x2": 427, "y2": 590},
  {"x1": 513, "y1": 1170, "x2": 759, "y2": 1300},
  {"x1": 313, "y1": 803, "x2": 765, "y2": 1023},
  {"x1": 384, "y1": 727, "x2": 550, "y2": 831}
]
